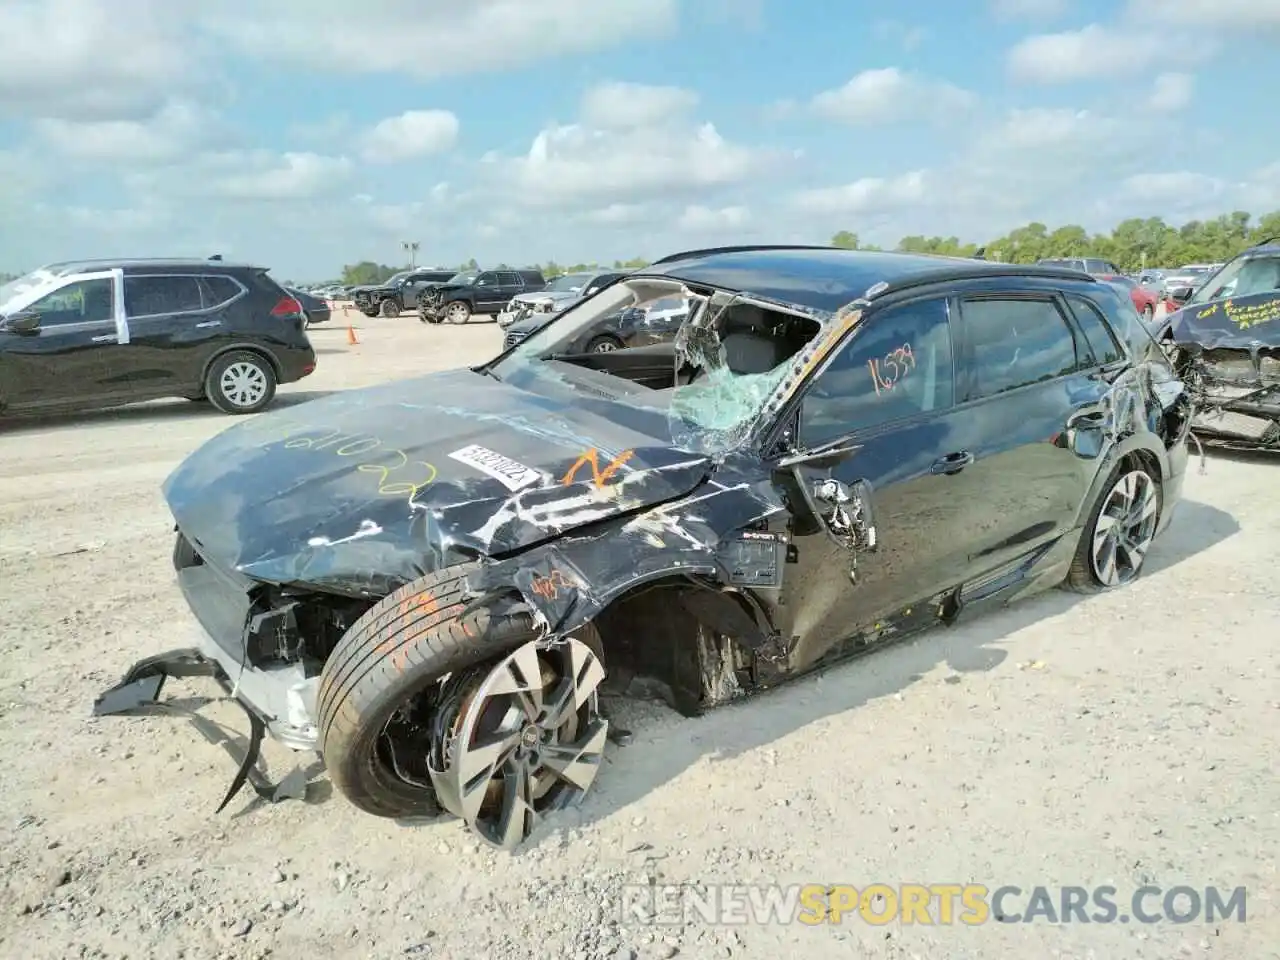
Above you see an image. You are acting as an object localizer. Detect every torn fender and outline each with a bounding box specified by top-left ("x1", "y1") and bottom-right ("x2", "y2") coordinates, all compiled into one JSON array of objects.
[{"x1": 464, "y1": 464, "x2": 790, "y2": 640}]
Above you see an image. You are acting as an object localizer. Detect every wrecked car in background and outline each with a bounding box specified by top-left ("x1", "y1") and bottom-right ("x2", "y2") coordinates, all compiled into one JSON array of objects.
[
  {"x1": 496, "y1": 271, "x2": 626, "y2": 329},
  {"x1": 503, "y1": 293, "x2": 690, "y2": 352},
  {"x1": 1158, "y1": 238, "x2": 1280, "y2": 450},
  {"x1": 95, "y1": 246, "x2": 1192, "y2": 850}
]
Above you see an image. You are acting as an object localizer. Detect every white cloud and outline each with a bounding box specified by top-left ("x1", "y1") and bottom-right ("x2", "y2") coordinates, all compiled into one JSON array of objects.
[
  {"x1": 360, "y1": 110, "x2": 460, "y2": 164},
  {"x1": 793, "y1": 172, "x2": 930, "y2": 216},
  {"x1": 496, "y1": 120, "x2": 782, "y2": 206},
  {"x1": 579, "y1": 82, "x2": 699, "y2": 129},
  {"x1": 179, "y1": 151, "x2": 355, "y2": 201},
  {"x1": 984, "y1": 107, "x2": 1120, "y2": 151},
  {"x1": 1147, "y1": 73, "x2": 1195, "y2": 112},
  {"x1": 207, "y1": 0, "x2": 678, "y2": 79},
  {"x1": 676, "y1": 205, "x2": 750, "y2": 231},
  {"x1": 811, "y1": 69, "x2": 976, "y2": 125},
  {"x1": 579, "y1": 204, "x2": 653, "y2": 225},
  {"x1": 1125, "y1": 0, "x2": 1280, "y2": 29},
  {"x1": 1121, "y1": 172, "x2": 1226, "y2": 203},
  {"x1": 32, "y1": 101, "x2": 225, "y2": 164},
  {"x1": 1008, "y1": 24, "x2": 1165, "y2": 82},
  {"x1": 0, "y1": 0, "x2": 206, "y2": 121}
]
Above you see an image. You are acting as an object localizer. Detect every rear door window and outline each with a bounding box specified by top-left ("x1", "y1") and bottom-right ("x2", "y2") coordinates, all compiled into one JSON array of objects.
[
  {"x1": 956, "y1": 297, "x2": 1081, "y2": 401},
  {"x1": 199, "y1": 276, "x2": 244, "y2": 308},
  {"x1": 1066, "y1": 295, "x2": 1125, "y2": 364},
  {"x1": 123, "y1": 276, "x2": 203, "y2": 317}
]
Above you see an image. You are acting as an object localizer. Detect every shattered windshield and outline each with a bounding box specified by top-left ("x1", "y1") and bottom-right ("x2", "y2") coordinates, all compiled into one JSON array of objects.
[
  {"x1": 1189, "y1": 254, "x2": 1280, "y2": 304},
  {"x1": 490, "y1": 277, "x2": 832, "y2": 456}
]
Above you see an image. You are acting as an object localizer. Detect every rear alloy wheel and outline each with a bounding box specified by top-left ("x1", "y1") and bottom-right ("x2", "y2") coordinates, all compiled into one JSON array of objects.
[
  {"x1": 204, "y1": 351, "x2": 277, "y2": 415},
  {"x1": 586, "y1": 335, "x2": 622, "y2": 353},
  {"x1": 445, "y1": 301, "x2": 472, "y2": 324},
  {"x1": 379, "y1": 299, "x2": 400, "y2": 318},
  {"x1": 1066, "y1": 462, "x2": 1161, "y2": 592}
]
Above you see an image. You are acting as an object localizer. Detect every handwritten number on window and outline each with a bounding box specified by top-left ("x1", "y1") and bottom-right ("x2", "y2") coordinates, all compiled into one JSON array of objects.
[{"x1": 868, "y1": 343, "x2": 916, "y2": 395}]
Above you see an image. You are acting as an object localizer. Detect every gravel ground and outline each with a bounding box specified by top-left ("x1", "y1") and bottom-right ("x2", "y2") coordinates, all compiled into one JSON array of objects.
[{"x1": 1, "y1": 313, "x2": 1277, "y2": 960}]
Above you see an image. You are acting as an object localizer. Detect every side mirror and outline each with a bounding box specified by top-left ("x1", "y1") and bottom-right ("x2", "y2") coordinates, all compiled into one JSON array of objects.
[
  {"x1": 2, "y1": 310, "x2": 40, "y2": 334},
  {"x1": 1169, "y1": 285, "x2": 1193, "y2": 304}
]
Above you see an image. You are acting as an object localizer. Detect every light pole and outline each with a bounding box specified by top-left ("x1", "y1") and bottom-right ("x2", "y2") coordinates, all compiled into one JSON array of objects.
[{"x1": 402, "y1": 241, "x2": 419, "y2": 268}]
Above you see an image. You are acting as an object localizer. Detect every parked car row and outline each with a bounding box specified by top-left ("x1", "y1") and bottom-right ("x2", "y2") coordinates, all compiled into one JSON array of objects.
[{"x1": 1036, "y1": 257, "x2": 1172, "y2": 322}]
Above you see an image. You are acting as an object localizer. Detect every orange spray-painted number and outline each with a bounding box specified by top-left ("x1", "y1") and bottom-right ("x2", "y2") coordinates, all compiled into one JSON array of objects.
[
  {"x1": 561, "y1": 448, "x2": 634, "y2": 487},
  {"x1": 530, "y1": 570, "x2": 574, "y2": 600}
]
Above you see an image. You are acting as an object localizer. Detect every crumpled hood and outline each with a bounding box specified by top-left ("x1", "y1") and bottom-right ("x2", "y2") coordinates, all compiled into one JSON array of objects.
[
  {"x1": 163, "y1": 368, "x2": 712, "y2": 591},
  {"x1": 1166, "y1": 297, "x2": 1280, "y2": 351}
]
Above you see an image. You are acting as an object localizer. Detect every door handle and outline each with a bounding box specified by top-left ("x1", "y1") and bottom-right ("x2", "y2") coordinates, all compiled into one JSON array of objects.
[
  {"x1": 195, "y1": 320, "x2": 222, "y2": 328},
  {"x1": 1067, "y1": 410, "x2": 1106, "y2": 429},
  {"x1": 91, "y1": 334, "x2": 117, "y2": 343},
  {"x1": 931, "y1": 450, "x2": 974, "y2": 475}
]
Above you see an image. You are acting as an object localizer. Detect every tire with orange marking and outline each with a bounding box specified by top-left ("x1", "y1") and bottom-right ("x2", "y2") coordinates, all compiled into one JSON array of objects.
[{"x1": 316, "y1": 562, "x2": 539, "y2": 818}]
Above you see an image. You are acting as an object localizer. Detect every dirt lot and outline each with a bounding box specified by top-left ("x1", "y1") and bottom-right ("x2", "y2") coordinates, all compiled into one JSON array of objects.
[{"x1": 1, "y1": 314, "x2": 1277, "y2": 960}]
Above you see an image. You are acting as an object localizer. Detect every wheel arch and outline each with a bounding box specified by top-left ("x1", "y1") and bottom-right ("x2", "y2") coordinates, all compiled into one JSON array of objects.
[
  {"x1": 200, "y1": 344, "x2": 283, "y2": 387},
  {"x1": 571, "y1": 569, "x2": 776, "y2": 718},
  {"x1": 1072, "y1": 437, "x2": 1165, "y2": 532}
]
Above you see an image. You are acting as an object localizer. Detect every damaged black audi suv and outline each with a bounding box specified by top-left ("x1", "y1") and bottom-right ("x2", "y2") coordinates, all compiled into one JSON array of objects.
[{"x1": 96, "y1": 246, "x2": 1193, "y2": 849}]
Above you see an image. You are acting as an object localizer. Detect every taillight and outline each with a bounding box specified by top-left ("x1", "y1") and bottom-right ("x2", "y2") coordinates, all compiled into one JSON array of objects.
[{"x1": 272, "y1": 296, "x2": 303, "y2": 317}]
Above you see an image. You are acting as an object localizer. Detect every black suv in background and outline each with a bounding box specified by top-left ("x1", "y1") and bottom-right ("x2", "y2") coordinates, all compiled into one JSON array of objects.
[
  {"x1": 351, "y1": 268, "x2": 456, "y2": 318},
  {"x1": 419, "y1": 268, "x2": 546, "y2": 324},
  {"x1": 0, "y1": 258, "x2": 316, "y2": 417}
]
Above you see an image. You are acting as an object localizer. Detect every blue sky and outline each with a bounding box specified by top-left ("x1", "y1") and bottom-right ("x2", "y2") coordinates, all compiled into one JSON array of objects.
[{"x1": 2, "y1": 0, "x2": 1278, "y2": 281}]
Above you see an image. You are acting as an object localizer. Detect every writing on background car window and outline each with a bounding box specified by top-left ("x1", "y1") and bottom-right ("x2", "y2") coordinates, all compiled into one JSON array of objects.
[{"x1": 868, "y1": 344, "x2": 916, "y2": 395}]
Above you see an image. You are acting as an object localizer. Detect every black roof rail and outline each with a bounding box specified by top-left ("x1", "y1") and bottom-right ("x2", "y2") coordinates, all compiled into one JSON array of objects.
[
  {"x1": 209, "y1": 254, "x2": 223, "y2": 261},
  {"x1": 650, "y1": 244, "x2": 839, "y2": 265},
  {"x1": 868, "y1": 263, "x2": 1097, "y2": 301},
  {"x1": 1248, "y1": 235, "x2": 1280, "y2": 248}
]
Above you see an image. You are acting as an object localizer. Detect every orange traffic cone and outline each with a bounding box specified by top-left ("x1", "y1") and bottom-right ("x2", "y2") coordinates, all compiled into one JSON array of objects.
[{"x1": 347, "y1": 322, "x2": 360, "y2": 345}]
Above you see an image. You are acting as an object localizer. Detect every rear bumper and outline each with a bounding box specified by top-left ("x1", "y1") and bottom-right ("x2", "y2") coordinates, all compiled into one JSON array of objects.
[{"x1": 276, "y1": 343, "x2": 318, "y2": 384}]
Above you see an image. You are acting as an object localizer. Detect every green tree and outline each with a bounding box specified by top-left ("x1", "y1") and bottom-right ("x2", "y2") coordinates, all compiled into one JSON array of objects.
[
  {"x1": 341, "y1": 261, "x2": 398, "y2": 285},
  {"x1": 830, "y1": 230, "x2": 859, "y2": 249}
]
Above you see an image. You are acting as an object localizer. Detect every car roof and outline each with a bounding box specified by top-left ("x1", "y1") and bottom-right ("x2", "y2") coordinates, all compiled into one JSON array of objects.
[
  {"x1": 641, "y1": 247, "x2": 1094, "y2": 313},
  {"x1": 45, "y1": 257, "x2": 265, "y2": 275}
]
